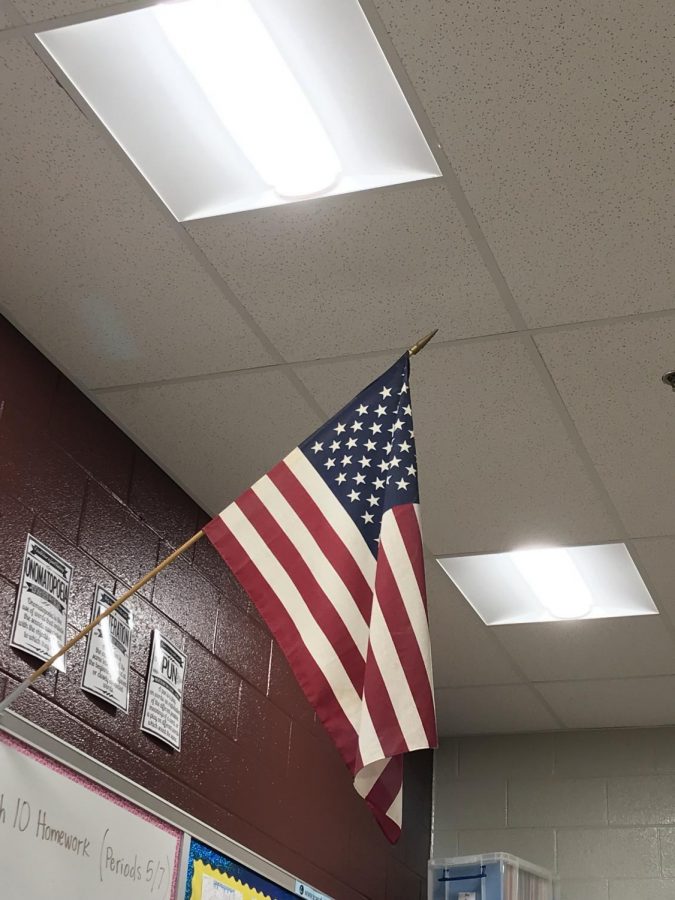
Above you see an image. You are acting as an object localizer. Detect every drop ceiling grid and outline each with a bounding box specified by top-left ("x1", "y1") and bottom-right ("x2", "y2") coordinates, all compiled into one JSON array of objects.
[{"x1": 0, "y1": 0, "x2": 673, "y2": 733}]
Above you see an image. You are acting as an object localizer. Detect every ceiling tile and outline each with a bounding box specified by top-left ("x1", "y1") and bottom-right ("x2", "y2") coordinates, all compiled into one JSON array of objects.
[
  {"x1": 535, "y1": 317, "x2": 675, "y2": 537},
  {"x1": 10, "y1": 0, "x2": 111, "y2": 23},
  {"x1": 435, "y1": 684, "x2": 559, "y2": 736},
  {"x1": 426, "y1": 560, "x2": 521, "y2": 688},
  {"x1": 187, "y1": 181, "x2": 513, "y2": 361},
  {"x1": 0, "y1": 3, "x2": 15, "y2": 28},
  {"x1": 375, "y1": 0, "x2": 675, "y2": 327},
  {"x1": 493, "y1": 617, "x2": 675, "y2": 682},
  {"x1": 632, "y1": 538, "x2": 675, "y2": 629},
  {"x1": 0, "y1": 39, "x2": 273, "y2": 388},
  {"x1": 96, "y1": 368, "x2": 320, "y2": 514},
  {"x1": 294, "y1": 339, "x2": 620, "y2": 554},
  {"x1": 537, "y1": 677, "x2": 675, "y2": 729}
]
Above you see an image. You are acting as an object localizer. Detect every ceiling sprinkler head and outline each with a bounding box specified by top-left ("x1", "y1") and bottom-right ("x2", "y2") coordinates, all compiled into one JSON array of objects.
[{"x1": 662, "y1": 371, "x2": 675, "y2": 391}]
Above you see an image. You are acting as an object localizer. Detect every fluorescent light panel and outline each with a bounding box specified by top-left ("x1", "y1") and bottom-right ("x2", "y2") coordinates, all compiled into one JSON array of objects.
[
  {"x1": 37, "y1": 0, "x2": 440, "y2": 221},
  {"x1": 438, "y1": 544, "x2": 658, "y2": 625}
]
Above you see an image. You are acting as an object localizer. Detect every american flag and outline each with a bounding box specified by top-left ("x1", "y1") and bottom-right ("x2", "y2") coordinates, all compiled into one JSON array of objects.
[{"x1": 204, "y1": 353, "x2": 437, "y2": 842}]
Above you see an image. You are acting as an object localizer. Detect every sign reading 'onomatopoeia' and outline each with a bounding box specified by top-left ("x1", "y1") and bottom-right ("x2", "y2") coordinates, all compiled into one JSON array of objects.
[
  {"x1": 10, "y1": 534, "x2": 72, "y2": 673},
  {"x1": 141, "y1": 631, "x2": 186, "y2": 751},
  {"x1": 81, "y1": 585, "x2": 133, "y2": 713}
]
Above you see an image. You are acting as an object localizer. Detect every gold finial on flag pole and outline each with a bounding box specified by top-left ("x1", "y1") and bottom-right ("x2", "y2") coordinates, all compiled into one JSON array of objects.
[
  {"x1": 0, "y1": 529, "x2": 206, "y2": 717},
  {"x1": 407, "y1": 329, "x2": 438, "y2": 357}
]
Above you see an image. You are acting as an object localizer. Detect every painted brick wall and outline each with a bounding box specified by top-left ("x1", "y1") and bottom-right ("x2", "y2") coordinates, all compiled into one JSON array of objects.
[
  {"x1": 0, "y1": 314, "x2": 432, "y2": 900},
  {"x1": 433, "y1": 730, "x2": 675, "y2": 900}
]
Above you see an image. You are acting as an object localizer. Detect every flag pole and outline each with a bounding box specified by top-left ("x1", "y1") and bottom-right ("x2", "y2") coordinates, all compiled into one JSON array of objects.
[
  {"x1": 0, "y1": 328, "x2": 438, "y2": 717},
  {"x1": 0, "y1": 529, "x2": 205, "y2": 716},
  {"x1": 407, "y1": 329, "x2": 438, "y2": 357}
]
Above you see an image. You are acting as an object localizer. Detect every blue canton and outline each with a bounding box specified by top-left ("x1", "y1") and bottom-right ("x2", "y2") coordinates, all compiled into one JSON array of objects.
[{"x1": 299, "y1": 355, "x2": 420, "y2": 557}]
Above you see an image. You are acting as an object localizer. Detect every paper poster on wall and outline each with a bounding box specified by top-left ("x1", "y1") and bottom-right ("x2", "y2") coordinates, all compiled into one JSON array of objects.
[
  {"x1": 81, "y1": 584, "x2": 133, "y2": 712},
  {"x1": 10, "y1": 534, "x2": 72, "y2": 673},
  {"x1": 184, "y1": 838, "x2": 299, "y2": 900},
  {"x1": 141, "y1": 630, "x2": 186, "y2": 751},
  {"x1": 0, "y1": 731, "x2": 181, "y2": 900}
]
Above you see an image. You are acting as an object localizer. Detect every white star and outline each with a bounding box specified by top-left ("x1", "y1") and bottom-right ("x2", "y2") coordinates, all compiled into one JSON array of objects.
[
  {"x1": 379, "y1": 386, "x2": 392, "y2": 399},
  {"x1": 403, "y1": 404, "x2": 412, "y2": 416},
  {"x1": 310, "y1": 441, "x2": 323, "y2": 453},
  {"x1": 373, "y1": 477, "x2": 385, "y2": 490},
  {"x1": 335, "y1": 472, "x2": 347, "y2": 484},
  {"x1": 398, "y1": 440, "x2": 411, "y2": 453},
  {"x1": 335, "y1": 422, "x2": 346, "y2": 434},
  {"x1": 361, "y1": 511, "x2": 374, "y2": 524},
  {"x1": 329, "y1": 440, "x2": 341, "y2": 452},
  {"x1": 389, "y1": 456, "x2": 401, "y2": 469},
  {"x1": 346, "y1": 437, "x2": 358, "y2": 449},
  {"x1": 324, "y1": 458, "x2": 336, "y2": 469},
  {"x1": 358, "y1": 455, "x2": 371, "y2": 468},
  {"x1": 389, "y1": 419, "x2": 404, "y2": 434},
  {"x1": 406, "y1": 464, "x2": 416, "y2": 476},
  {"x1": 384, "y1": 441, "x2": 393, "y2": 454},
  {"x1": 366, "y1": 494, "x2": 380, "y2": 507},
  {"x1": 353, "y1": 472, "x2": 366, "y2": 485},
  {"x1": 351, "y1": 420, "x2": 363, "y2": 432},
  {"x1": 377, "y1": 460, "x2": 389, "y2": 472},
  {"x1": 347, "y1": 489, "x2": 360, "y2": 502},
  {"x1": 341, "y1": 455, "x2": 352, "y2": 467},
  {"x1": 375, "y1": 404, "x2": 387, "y2": 417},
  {"x1": 399, "y1": 383, "x2": 409, "y2": 395},
  {"x1": 396, "y1": 478, "x2": 409, "y2": 490},
  {"x1": 356, "y1": 404, "x2": 368, "y2": 415},
  {"x1": 386, "y1": 475, "x2": 391, "y2": 484},
  {"x1": 365, "y1": 439, "x2": 377, "y2": 451},
  {"x1": 369, "y1": 422, "x2": 382, "y2": 434},
  {"x1": 409, "y1": 429, "x2": 415, "y2": 438}
]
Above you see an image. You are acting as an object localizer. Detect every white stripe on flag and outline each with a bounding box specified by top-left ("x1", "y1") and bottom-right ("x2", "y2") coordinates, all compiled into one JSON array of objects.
[
  {"x1": 354, "y1": 757, "x2": 389, "y2": 799},
  {"x1": 368, "y1": 592, "x2": 428, "y2": 755},
  {"x1": 252, "y1": 474, "x2": 369, "y2": 657},
  {"x1": 220, "y1": 503, "x2": 363, "y2": 732},
  {"x1": 381, "y1": 506, "x2": 434, "y2": 683},
  {"x1": 285, "y1": 448, "x2": 376, "y2": 586},
  {"x1": 357, "y1": 700, "x2": 385, "y2": 769}
]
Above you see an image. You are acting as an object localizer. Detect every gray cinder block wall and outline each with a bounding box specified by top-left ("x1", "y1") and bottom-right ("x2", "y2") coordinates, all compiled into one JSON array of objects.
[{"x1": 432, "y1": 729, "x2": 675, "y2": 899}]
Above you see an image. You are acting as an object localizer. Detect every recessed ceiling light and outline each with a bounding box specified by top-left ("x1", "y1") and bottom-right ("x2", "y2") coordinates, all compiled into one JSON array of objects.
[
  {"x1": 37, "y1": 0, "x2": 441, "y2": 221},
  {"x1": 438, "y1": 544, "x2": 658, "y2": 625}
]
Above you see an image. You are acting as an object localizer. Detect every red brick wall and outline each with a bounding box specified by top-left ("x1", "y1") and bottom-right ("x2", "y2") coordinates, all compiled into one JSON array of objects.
[{"x1": 0, "y1": 315, "x2": 432, "y2": 900}]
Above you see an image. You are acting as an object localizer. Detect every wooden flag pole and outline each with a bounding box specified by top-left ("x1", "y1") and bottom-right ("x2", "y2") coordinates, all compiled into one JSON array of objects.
[
  {"x1": 0, "y1": 529, "x2": 205, "y2": 716},
  {"x1": 0, "y1": 328, "x2": 438, "y2": 717}
]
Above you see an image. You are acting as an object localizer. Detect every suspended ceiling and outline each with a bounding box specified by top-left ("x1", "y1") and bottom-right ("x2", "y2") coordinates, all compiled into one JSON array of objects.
[{"x1": 1, "y1": 0, "x2": 674, "y2": 736}]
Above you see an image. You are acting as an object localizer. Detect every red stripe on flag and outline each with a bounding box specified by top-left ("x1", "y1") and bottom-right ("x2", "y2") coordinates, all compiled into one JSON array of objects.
[
  {"x1": 236, "y1": 487, "x2": 366, "y2": 692},
  {"x1": 361, "y1": 642, "x2": 410, "y2": 759},
  {"x1": 364, "y1": 756, "x2": 403, "y2": 842},
  {"x1": 204, "y1": 513, "x2": 360, "y2": 771},
  {"x1": 268, "y1": 461, "x2": 373, "y2": 621},
  {"x1": 375, "y1": 547, "x2": 437, "y2": 749},
  {"x1": 392, "y1": 505, "x2": 428, "y2": 611}
]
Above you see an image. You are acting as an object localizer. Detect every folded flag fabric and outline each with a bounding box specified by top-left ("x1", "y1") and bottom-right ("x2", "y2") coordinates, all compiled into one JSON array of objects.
[{"x1": 204, "y1": 353, "x2": 437, "y2": 842}]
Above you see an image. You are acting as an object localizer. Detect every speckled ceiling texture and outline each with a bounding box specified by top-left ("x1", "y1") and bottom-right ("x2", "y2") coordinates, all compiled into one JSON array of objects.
[{"x1": 1, "y1": 0, "x2": 675, "y2": 742}]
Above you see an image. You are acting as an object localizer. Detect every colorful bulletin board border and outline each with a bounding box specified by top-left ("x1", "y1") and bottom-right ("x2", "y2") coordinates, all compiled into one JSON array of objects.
[{"x1": 185, "y1": 838, "x2": 297, "y2": 900}]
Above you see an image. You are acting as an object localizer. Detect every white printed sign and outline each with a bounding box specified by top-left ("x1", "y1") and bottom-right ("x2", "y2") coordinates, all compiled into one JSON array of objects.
[
  {"x1": 81, "y1": 585, "x2": 133, "y2": 712},
  {"x1": 10, "y1": 534, "x2": 72, "y2": 673},
  {"x1": 201, "y1": 875, "x2": 242, "y2": 899},
  {"x1": 141, "y1": 631, "x2": 186, "y2": 751},
  {"x1": 0, "y1": 733, "x2": 180, "y2": 899},
  {"x1": 295, "y1": 880, "x2": 332, "y2": 900}
]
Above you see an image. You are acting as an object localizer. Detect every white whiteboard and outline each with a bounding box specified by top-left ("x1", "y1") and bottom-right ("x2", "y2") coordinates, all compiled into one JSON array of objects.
[{"x1": 0, "y1": 732, "x2": 181, "y2": 900}]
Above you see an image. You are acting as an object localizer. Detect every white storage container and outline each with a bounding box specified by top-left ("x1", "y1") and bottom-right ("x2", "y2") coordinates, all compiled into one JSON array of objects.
[{"x1": 428, "y1": 852, "x2": 559, "y2": 900}]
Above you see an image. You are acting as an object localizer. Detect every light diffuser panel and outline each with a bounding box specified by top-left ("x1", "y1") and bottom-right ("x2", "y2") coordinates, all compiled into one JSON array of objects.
[
  {"x1": 37, "y1": 0, "x2": 441, "y2": 221},
  {"x1": 438, "y1": 544, "x2": 658, "y2": 625}
]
